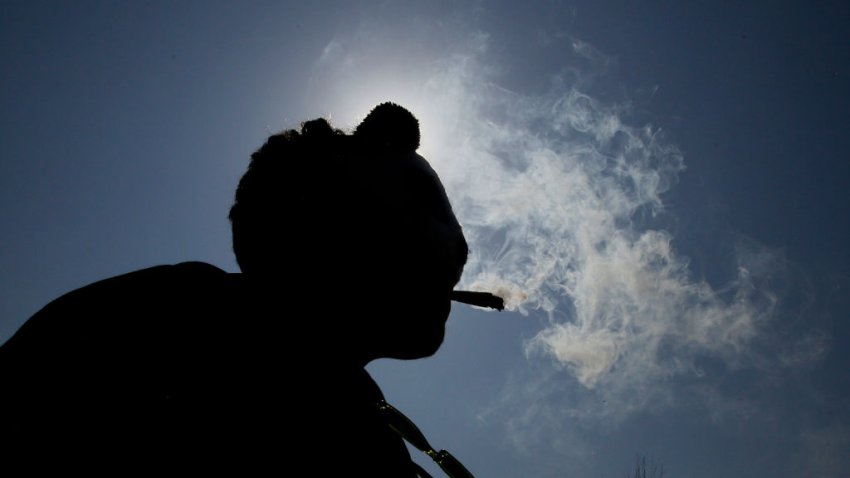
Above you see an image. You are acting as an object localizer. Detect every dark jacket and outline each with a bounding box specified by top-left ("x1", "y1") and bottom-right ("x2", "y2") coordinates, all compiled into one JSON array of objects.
[{"x1": 0, "y1": 262, "x2": 415, "y2": 475}]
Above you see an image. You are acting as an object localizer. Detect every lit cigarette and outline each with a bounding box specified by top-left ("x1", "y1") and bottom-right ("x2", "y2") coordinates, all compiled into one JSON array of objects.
[{"x1": 450, "y1": 290, "x2": 505, "y2": 311}]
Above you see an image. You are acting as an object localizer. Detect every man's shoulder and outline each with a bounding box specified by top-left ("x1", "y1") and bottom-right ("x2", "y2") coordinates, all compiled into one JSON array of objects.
[
  {"x1": 39, "y1": 261, "x2": 228, "y2": 314},
  {"x1": 92, "y1": 261, "x2": 227, "y2": 286},
  {"x1": 2, "y1": 262, "x2": 232, "y2": 352}
]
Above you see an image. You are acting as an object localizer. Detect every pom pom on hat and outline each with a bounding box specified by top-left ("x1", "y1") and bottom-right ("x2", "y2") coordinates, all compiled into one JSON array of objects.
[{"x1": 354, "y1": 102, "x2": 420, "y2": 153}]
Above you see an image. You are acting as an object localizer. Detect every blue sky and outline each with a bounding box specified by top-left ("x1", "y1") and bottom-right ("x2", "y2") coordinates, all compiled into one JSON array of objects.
[{"x1": 2, "y1": 1, "x2": 849, "y2": 477}]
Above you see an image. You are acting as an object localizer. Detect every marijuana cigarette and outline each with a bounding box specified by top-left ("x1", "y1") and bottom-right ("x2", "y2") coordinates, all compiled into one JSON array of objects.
[{"x1": 450, "y1": 290, "x2": 505, "y2": 311}]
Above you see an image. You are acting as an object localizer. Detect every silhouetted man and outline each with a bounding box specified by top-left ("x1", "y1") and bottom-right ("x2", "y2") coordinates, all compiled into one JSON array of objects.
[{"x1": 0, "y1": 103, "x2": 471, "y2": 475}]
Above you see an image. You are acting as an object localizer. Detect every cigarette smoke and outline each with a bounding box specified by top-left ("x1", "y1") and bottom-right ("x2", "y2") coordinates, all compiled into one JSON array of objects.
[
  {"x1": 409, "y1": 38, "x2": 778, "y2": 397},
  {"x1": 312, "y1": 29, "x2": 793, "y2": 420}
]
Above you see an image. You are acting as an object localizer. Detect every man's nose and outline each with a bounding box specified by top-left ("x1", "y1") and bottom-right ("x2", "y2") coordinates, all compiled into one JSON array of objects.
[{"x1": 442, "y1": 227, "x2": 468, "y2": 288}]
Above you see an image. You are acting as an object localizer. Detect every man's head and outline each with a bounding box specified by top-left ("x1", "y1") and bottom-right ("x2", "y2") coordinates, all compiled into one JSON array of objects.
[{"x1": 229, "y1": 103, "x2": 468, "y2": 362}]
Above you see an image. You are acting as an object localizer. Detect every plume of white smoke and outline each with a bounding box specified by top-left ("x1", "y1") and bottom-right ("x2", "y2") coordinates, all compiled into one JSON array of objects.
[
  {"x1": 312, "y1": 30, "x2": 785, "y2": 418},
  {"x1": 410, "y1": 39, "x2": 778, "y2": 401}
]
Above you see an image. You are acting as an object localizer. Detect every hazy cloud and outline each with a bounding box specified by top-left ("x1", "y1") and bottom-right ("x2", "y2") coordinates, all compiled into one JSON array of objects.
[{"x1": 794, "y1": 422, "x2": 850, "y2": 478}]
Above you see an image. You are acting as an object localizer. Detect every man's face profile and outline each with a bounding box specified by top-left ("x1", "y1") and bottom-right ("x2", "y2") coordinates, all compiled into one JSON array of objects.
[
  {"x1": 230, "y1": 103, "x2": 468, "y2": 363},
  {"x1": 349, "y1": 150, "x2": 468, "y2": 361}
]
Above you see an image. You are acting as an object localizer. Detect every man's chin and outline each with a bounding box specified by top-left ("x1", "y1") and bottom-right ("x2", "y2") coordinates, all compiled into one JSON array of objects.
[
  {"x1": 389, "y1": 325, "x2": 446, "y2": 360},
  {"x1": 374, "y1": 297, "x2": 451, "y2": 360}
]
